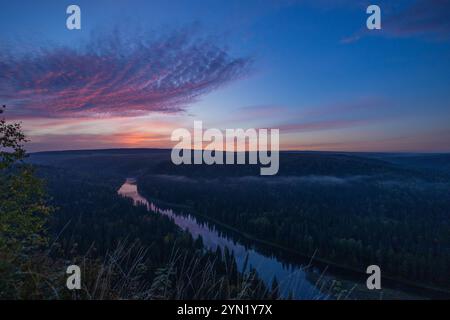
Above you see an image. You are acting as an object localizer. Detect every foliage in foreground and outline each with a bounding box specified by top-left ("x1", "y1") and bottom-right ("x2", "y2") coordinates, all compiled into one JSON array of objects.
[{"x1": 0, "y1": 109, "x2": 53, "y2": 298}]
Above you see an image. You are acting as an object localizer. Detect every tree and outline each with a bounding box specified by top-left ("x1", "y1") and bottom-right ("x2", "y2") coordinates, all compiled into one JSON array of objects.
[{"x1": 0, "y1": 106, "x2": 53, "y2": 298}]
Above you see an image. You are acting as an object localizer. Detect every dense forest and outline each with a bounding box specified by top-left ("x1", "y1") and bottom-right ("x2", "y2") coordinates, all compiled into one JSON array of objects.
[
  {"x1": 38, "y1": 167, "x2": 273, "y2": 299},
  {"x1": 27, "y1": 149, "x2": 450, "y2": 295},
  {"x1": 137, "y1": 154, "x2": 450, "y2": 291}
]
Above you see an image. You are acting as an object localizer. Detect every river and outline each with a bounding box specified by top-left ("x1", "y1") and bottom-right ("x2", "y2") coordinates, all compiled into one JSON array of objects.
[
  {"x1": 117, "y1": 178, "x2": 440, "y2": 300},
  {"x1": 117, "y1": 178, "x2": 330, "y2": 299}
]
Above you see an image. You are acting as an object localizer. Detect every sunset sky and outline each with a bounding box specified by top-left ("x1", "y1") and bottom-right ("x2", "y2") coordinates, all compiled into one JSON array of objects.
[{"x1": 1, "y1": 0, "x2": 449, "y2": 152}]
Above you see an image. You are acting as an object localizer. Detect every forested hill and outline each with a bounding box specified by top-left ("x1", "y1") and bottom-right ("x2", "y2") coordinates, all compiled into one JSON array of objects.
[
  {"x1": 29, "y1": 149, "x2": 450, "y2": 293},
  {"x1": 29, "y1": 149, "x2": 449, "y2": 180}
]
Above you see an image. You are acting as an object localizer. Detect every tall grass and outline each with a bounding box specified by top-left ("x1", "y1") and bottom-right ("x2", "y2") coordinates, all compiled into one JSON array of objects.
[{"x1": 56, "y1": 240, "x2": 273, "y2": 300}]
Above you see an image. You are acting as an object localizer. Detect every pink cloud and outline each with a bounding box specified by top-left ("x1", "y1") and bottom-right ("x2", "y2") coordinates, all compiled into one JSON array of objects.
[{"x1": 0, "y1": 29, "x2": 251, "y2": 119}]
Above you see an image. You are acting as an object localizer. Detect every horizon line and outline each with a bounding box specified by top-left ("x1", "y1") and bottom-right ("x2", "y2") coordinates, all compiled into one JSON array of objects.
[{"x1": 28, "y1": 147, "x2": 450, "y2": 155}]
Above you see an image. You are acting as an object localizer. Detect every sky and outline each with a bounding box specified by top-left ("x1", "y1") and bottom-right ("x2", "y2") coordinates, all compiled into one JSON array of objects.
[{"x1": 0, "y1": 0, "x2": 449, "y2": 152}]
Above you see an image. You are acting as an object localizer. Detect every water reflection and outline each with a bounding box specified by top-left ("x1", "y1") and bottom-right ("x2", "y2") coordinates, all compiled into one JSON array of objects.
[{"x1": 118, "y1": 178, "x2": 325, "y2": 299}]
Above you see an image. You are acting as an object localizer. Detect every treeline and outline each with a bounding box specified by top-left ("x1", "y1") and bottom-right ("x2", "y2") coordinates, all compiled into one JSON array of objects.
[{"x1": 137, "y1": 169, "x2": 450, "y2": 291}]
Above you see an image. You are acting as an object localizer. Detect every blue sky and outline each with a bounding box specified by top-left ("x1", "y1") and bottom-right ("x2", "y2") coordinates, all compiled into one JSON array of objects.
[{"x1": 1, "y1": 0, "x2": 449, "y2": 152}]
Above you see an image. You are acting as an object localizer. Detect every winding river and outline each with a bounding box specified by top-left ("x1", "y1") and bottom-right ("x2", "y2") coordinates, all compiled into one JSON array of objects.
[{"x1": 118, "y1": 178, "x2": 327, "y2": 299}]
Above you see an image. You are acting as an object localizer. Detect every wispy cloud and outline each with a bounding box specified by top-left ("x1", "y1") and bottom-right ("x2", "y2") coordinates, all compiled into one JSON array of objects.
[
  {"x1": 260, "y1": 97, "x2": 391, "y2": 134},
  {"x1": 277, "y1": 118, "x2": 376, "y2": 133},
  {"x1": 0, "y1": 28, "x2": 251, "y2": 119},
  {"x1": 21, "y1": 114, "x2": 188, "y2": 152},
  {"x1": 342, "y1": 0, "x2": 450, "y2": 43},
  {"x1": 384, "y1": 0, "x2": 450, "y2": 40}
]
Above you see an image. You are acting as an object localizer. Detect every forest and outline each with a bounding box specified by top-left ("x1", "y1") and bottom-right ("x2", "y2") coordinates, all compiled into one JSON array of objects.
[
  {"x1": 26, "y1": 149, "x2": 450, "y2": 296},
  {"x1": 39, "y1": 166, "x2": 273, "y2": 299},
  {"x1": 137, "y1": 154, "x2": 450, "y2": 291}
]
